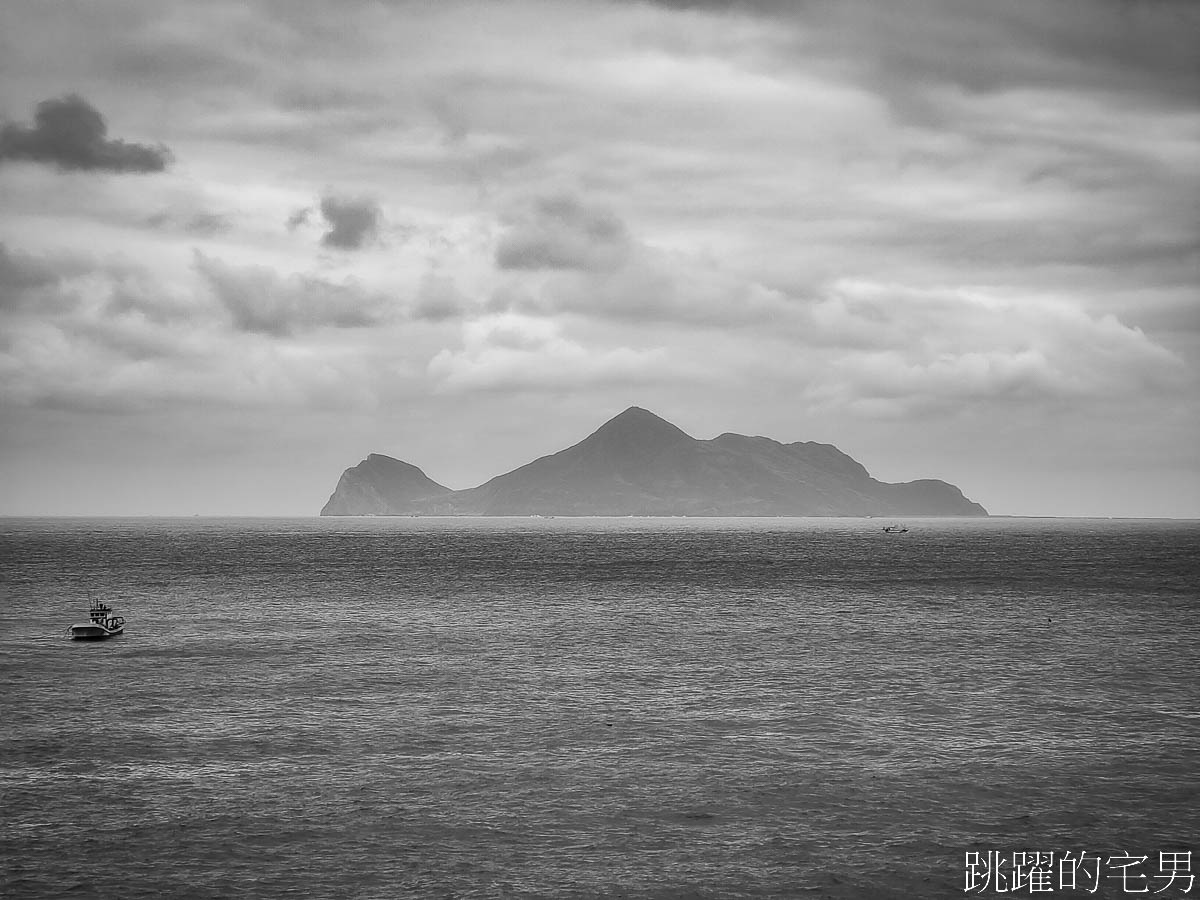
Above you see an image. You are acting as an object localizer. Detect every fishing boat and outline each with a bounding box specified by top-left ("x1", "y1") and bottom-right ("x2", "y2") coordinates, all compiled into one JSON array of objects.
[
  {"x1": 882, "y1": 524, "x2": 908, "y2": 534},
  {"x1": 67, "y1": 600, "x2": 125, "y2": 640}
]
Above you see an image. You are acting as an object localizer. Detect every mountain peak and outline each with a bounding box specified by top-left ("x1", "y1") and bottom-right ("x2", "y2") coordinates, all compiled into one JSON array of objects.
[
  {"x1": 320, "y1": 453, "x2": 449, "y2": 515},
  {"x1": 600, "y1": 406, "x2": 689, "y2": 433},
  {"x1": 584, "y1": 406, "x2": 694, "y2": 451}
]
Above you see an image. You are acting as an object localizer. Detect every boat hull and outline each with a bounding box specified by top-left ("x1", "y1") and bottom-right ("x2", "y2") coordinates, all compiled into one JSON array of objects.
[{"x1": 68, "y1": 623, "x2": 123, "y2": 640}]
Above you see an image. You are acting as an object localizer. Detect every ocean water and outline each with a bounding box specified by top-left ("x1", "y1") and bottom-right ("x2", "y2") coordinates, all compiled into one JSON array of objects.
[{"x1": 1, "y1": 516, "x2": 1196, "y2": 899}]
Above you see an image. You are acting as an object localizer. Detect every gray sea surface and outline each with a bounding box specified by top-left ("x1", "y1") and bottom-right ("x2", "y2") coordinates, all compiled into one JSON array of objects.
[{"x1": 1, "y1": 516, "x2": 1197, "y2": 899}]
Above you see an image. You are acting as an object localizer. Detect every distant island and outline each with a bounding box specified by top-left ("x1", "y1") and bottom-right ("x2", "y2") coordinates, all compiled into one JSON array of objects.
[{"x1": 320, "y1": 407, "x2": 987, "y2": 517}]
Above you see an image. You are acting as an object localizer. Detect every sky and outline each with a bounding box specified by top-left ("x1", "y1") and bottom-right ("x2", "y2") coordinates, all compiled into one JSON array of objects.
[{"x1": 0, "y1": 0, "x2": 1197, "y2": 517}]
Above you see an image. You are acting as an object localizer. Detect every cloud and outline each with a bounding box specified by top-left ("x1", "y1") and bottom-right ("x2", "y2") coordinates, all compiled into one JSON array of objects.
[
  {"x1": 286, "y1": 207, "x2": 312, "y2": 230},
  {"x1": 487, "y1": 189, "x2": 798, "y2": 327},
  {"x1": 0, "y1": 242, "x2": 70, "y2": 297},
  {"x1": 0, "y1": 243, "x2": 204, "y2": 332},
  {"x1": 319, "y1": 195, "x2": 382, "y2": 250},
  {"x1": 428, "y1": 312, "x2": 671, "y2": 392},
  {"x1": 412, "y1": 272, "x2": 469, "y2": 323},
  {"x1": 145, "y1": 210, "x2": 231, "y2": 235},
  {"x1": 481, "y1": 187, "x2": 1189, "y2": 410},
  {"x1": 0, "y1": 94, "x2": 172, "y2": 173},
  {"x1": 0, "y1": 317, "x2": 371, "y2": 414},
  {"x1": 626, "y1": 0, "x2": 1200, "y2": 111},
  {"x1": 0, "y1": 247, "x2": 216, "y2": 410},
  {"x1": 0, "y1": 243, "x2": 153, "y2": 319},
  {"x1": 792, "y1": 280, "x2": 1191, "y2": 415},
  {"x1": 495, "y1": 193, "x2": 632, "y2": 271},
  {"x1": 0, "y1": 244, "x2": 383, "y2": 412},
  {"x1": 194, "y1": 252, "x2": 393, "y2": 335}
]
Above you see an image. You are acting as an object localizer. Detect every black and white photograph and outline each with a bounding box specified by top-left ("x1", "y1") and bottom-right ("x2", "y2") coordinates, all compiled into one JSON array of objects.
[{"x1": 1, "y1": 0, "x2": 1197, "y2": 897}]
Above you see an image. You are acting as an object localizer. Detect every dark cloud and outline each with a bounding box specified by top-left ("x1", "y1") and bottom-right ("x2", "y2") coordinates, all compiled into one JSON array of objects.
[
  {"x1": 319, "y1": 195, "x2": 381, "y2": 250},
  {"x1": 0, "y1": 243, "x2": 66, "y2": 297},
  {"x1": 195, "y1": 253, "x2": 392, "y2": 336},
  {"x1": 840, "y1": 0, "x2": 1200, "y2": 119},
  {"x1": 0, "y1": 94, "x2": 172, "y2": 173},
  {"x1": 286, "y1": 207, "x2": 312, "y2": 231},
  {"x1": 628, "y1": 0, "x2": 1200, "y2": 112},
  {"x1": 496, "y1": 194, "x2": 632, "y2": 272}
]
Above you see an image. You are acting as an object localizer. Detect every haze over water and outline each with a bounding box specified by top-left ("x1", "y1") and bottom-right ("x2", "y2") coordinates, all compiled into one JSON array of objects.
[{"x1": 2, "y1": 516, "x2": 1197, "y2": 899}]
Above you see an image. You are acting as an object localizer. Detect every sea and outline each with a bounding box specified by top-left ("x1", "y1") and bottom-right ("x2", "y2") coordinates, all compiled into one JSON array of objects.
[{"x1": 1, "y1": 516, "x2": 1197, "y2": 900}]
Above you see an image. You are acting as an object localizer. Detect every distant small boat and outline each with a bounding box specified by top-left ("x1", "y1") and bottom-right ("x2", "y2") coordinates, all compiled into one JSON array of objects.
[
  {"x1": 882, "y1": 525, "x2": 908, "y2": 534},
  {"x1": 67, "y1": 600, "x2": 125, "y2": 640}
]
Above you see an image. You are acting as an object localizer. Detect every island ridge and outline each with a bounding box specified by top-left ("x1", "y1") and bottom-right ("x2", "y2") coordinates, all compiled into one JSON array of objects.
[{"x1": 320, "y1": 406, "x2": 988, "y2": 517}]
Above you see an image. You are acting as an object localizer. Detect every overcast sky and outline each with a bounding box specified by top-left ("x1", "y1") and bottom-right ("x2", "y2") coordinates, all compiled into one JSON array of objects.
[{"x1": 0, "y1": 0, "x2": 1197, "y2": 517}]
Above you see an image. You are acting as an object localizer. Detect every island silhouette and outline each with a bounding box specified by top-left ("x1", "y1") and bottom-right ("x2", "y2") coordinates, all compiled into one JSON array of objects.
[{"x1": 321, "y1": 406, "x2": 988, "y2": 517}]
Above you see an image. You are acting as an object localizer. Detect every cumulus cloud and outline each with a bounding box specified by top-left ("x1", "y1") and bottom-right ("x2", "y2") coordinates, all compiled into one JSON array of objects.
[
  {"x1": 792, "y1": 280, "x2": 1190, "y2": 415},
  {"x1": 428, "y1": 313, "x2": 670, "y2": 392},
  {"x1": 319, "y1": 195, "x2": 382, "y2": 250},
  {"x1": 488, "y1": 189, "x2": 796, "y2": 326},
  {"x1": 482, "y1": 187, "x2": 1189, "y2": 409},
  {"x1": 0, "y1": 315, "x2": 371, "y2": 413},
  {"x1": 0, "y1": 243, "x2": 163, "y2": 322},
  {"x1": 0, "y1": 94, "x2": 172, "y2": 173},
  {"x1": 0, "y1": 247, "x2": 217, "y2": 410},
  {"x1": 0, "y1": 245, "x2": 382, "y2": 412},
  {"x1": 194, "y1": 252, "x2": 393, "y2": 335},
  {"x1": 0, "y1": 244, "x2": 203, "y2": 331},
  {"x1": 495, "y1": 193, "x2": 632, "y2": 271}
]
